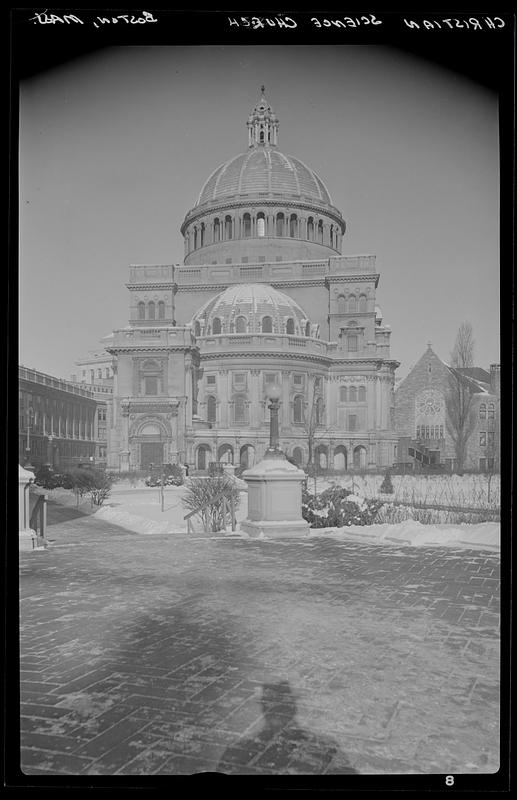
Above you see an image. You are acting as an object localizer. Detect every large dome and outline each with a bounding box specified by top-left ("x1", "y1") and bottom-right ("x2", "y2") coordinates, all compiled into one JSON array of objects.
[
  {"x1": 196, "y1": 149, "x2": 333, "y2": 208},
  {"x1": 191, "y1": 283, "x2": 318, "y2": 338}
]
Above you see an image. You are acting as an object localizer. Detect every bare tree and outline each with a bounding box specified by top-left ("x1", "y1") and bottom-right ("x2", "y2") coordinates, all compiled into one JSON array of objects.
[
  {"x1": 301, "y1": 377, "x2": 327, "y2": 469},
  {"x1": 446, "y1": 322, "x2": 477, "y2": 474},
  {"x1": 450, "y1": 321, "x2": 475, "y2": 369}
]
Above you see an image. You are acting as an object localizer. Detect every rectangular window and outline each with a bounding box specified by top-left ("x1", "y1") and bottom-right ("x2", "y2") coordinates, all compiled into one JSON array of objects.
[
  {"x1": 348, "y1": 335, "x2": 358, "y2": 352},
  {"x1": 145, "y1": 377, "x2": 158, "y2": 396},
  {"x1": 206, "y1": 375, "x2": 216, "y2": 385},
  {"x1": 479, "y1": 458, "x2": 487, "y2": 472},
  {"x1": 479, "y1": 432, "x2": 487, "y2": 446},
  {"x1": 233, "y1": 373, "x2": 247, "y2": 389},
  {"x1": 348, "y1": 415, "x2": 357, "y2": 431},
  {"x1": 487, "y1": 431, "x2": 495, "y2": 446},
  {"x1": 293, "y1": 374, "x2": 304, "y2": 388},
  {"x1": 488, "y1": 458, "x2": 495, "y2": 470},
  {"x1": 425, "y1": 426, "x2": 430, "y2": 439},
  {"x1": 440, "y1": 425, "x2": 444, "y2": 438},
  {"x1": 416, "y1": 425, "x2": 421, "y2": 439},
  {"x1": 488, "y1": 406, "x2": 495, "y2": 419}
]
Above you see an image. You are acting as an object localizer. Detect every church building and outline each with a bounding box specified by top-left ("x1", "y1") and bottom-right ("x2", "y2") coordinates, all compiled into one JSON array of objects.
[{"x1": 104, "y1": 90, "x2": 400, "y2": 472}]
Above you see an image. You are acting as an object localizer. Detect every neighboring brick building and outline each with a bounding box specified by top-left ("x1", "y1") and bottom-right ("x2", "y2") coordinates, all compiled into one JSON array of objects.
[{"x1": 394, "y1": 344, "x2": 500, "y2": 472}]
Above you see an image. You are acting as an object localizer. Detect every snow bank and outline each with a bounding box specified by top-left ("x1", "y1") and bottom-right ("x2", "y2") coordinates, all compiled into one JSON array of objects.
[
  {"x1": 93, "y1": 505, "x2": 185, "y2": 535},
  {"x1": 308, "y1": 519, "x2": 500, "y2": 551}
]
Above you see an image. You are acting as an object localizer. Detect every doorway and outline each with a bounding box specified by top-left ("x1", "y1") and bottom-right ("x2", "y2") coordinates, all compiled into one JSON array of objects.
[{"x1": 141, "y1": 442, "x2": 164, "y2": 469}]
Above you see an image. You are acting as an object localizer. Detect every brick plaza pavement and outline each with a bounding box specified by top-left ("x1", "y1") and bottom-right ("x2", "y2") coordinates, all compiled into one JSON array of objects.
[{"x1": 18, "y1": 504, "x2": 500, "y2": 776}]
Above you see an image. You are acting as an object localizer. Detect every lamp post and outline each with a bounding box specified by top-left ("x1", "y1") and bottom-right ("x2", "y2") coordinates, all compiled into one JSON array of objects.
[
  {"x1": 264, "y1": 384, "x2": 285, "y2": 460},
  {"x1": 25, "y1": 407, "x2": 34, "y2": 470}
]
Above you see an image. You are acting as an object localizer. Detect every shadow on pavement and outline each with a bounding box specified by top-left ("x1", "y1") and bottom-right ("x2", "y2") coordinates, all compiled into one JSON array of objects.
[{"x1": 217, "y1": 680, "x2": 358, "y2": 775}]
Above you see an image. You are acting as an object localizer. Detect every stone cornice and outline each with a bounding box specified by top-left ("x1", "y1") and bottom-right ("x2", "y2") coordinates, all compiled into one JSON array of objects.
[
  {"x1": 125, "y1": 283, "x2": 175, "y2": 291},
  {"x1": 181, "y1": 197, "x2": 346, "y2": 234},
  {"x1": 200, "y1": 350, "x2": 331, "y2": 365},
  {"x1": 107, "y1": 346, "x2": 198, "y2": 355},
  {"x1": 326, "y1": 275, "x2": 380, "y2": 288}
]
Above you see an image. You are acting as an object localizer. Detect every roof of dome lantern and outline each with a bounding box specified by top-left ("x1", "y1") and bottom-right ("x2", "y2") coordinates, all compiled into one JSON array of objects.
[{"x1": 190, "y1": 283, "x2": 317, "y2": 336}]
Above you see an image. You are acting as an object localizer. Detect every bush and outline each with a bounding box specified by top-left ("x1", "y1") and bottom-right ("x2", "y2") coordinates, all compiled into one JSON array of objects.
[
  {"x1": 182, "y1": 476, "x2": 241, "y2": 532},
  {"x1": 34, "y1": 466, "x2": 72, "y2": 490},
  {"x1": 302, "y1": 486, "x2": 383, "y2": 528},
  {"x1": 88, "y1": 470, "x2": 115, "y2": 506},
  {"x1": 379, "y1": 470, "x2": 394, "y2": 495}
]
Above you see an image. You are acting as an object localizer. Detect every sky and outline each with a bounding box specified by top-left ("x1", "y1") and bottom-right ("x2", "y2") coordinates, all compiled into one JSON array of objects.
[{"x1": 19, "y1": 45, "x2": 499, "y2": 380}]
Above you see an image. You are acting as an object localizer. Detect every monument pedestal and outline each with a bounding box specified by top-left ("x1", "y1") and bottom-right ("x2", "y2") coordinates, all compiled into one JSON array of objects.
[{"x1": 241, "y1": 453, "x2": 309, "y2": 539}]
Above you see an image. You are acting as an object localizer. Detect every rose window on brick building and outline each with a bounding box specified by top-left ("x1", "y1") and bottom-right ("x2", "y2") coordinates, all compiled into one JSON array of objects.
[{"x1": 415, "y1": 389, "x2": 444, "y2": 440}]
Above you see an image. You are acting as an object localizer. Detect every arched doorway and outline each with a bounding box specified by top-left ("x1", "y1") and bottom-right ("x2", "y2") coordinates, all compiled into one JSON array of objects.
[
  {"x1": 292, "y1": 447, "x2": 303, "y2": 466},
  {"x1": 315, "y1": 445, "x2": 328, "y2": 470},
  {"x1": 197, "y1": 444, "x2": 211, "y2": 471},
  {"x1": 218, "y1": 444, "x2": 234, "y2": 464},
  {"x1": 240, "y1": 444, "x2": 255, "y2": 469},
  {"x1": 353, "y1": 445, "x2": 367, "y2": 469},
  {"x1": 334, "y1": 446, "x2": 347, "y2": 472}
]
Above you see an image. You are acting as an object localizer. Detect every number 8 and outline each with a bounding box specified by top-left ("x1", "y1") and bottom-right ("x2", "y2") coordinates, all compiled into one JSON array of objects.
[{"x1": 446, "y1": 776, "x2": 454, "y2": 786}]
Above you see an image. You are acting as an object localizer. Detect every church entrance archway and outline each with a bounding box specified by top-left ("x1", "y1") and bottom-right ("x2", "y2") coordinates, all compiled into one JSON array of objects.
[{"x1": 141, "y1": 442, "x2": 164, "y2": 469}]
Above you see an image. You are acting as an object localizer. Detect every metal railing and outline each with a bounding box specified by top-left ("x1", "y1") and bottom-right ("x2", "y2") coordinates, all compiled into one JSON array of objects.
[{"x1": 29, "y1": 494, "x2": 47, "y2": 541}]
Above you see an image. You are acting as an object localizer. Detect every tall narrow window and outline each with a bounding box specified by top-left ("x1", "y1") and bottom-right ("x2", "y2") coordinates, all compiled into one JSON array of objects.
[
  {"x1": 200, "y1": 223, "x2": 205, "y2": 246},
  {"x1": 243, "y1": 213, "x2": 251, "y2": 238},
  {"x1": 359, "y1": 295, "x2": 367, "y2": 312},
  {"x1": 276, "y1": 213, "x2": 284, "y2": 237},
  {"x1": 488, "y1": 403, "x2": 495, "y2": 420},
  {"x1": 234, "y1": 395, "x2": 247, "y2": 424},
  {"x1": 305, "y1": 321, "x2": 311, "y2": 337},
  {"x1": 286, "y1": 318, "x2": 295, "y2": 335},
  {"x1": 212, "y1": 317, "x2": 222, "y2": 334},
  {"x1": 138, "y1": 302, "x2": 145, "y2": 320},
  {"x1": 294, "y1": 395, "x2": 304, "y2": 423},
  {"x1": 330, "y1": 225, "x2": 334, "y2": 248},
  {"x1": 307, "y1": 217, "x2": 314, "y2": 240},
  {"x1": 148, "y1": 301, "x2": 155, "y2": 320},
  {"x1": 479, "y1": 404, "x2": 486, "y2": 419},
  {"x1": 337, "y1": 295, "x2": 346, "y2": 314},
  {"x1": 358, "y1": 386, "x2": 366, "y2": 402},
  {"x1": 236, "y1": 316, "x2": 247, "y2": 333},
  {"x1": 348, "y1": 335, "x2": 358, "y2": 352},
  {"x1": 262, "y1": 316, "x2": 273, "y2": 333},
  {"x1": 349, "y1": 387, "x2": 357, "y2": 402},
  {"x1": 213, "y1": 218, "x2": 220, "y2": 242},
  {"x1": 340, "y1": 386, "x2": 348, "y2": 402},
  {"x1": 207, "y1": 395, "x2": 216, "y2": 423},
  {"x1": 225, "y1": 216, "x2": 232, "y2": 240},
  {"x1": 193, "y1": 227, "x2": 198, "y2": 249},
  {"x1": 318, "y1": 220, "x2": 324, "y2": 244},
  {"x1": 257, "y1": 214, "x2": 265, "y2": 237},
  {"x1": 158, "y1": 301, "x2": 165, "y2": 319},
  {"x1": 145, "y1": 376, "x2": 158, "y2": 396},
  {"x1": 289, "y1": 214, "x2": 298, "y2": 237},
  {"x1": 194, "y1": 321, "x2": 201, "y2": 337},
  {"x1": 348, "y1": 295, "x2": 357, "y2": 313}
]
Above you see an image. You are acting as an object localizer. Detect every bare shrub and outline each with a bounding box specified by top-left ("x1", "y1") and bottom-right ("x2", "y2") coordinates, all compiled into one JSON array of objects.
[{"x1": 182, "y1": 476, "x2": 241, "y2": 532}]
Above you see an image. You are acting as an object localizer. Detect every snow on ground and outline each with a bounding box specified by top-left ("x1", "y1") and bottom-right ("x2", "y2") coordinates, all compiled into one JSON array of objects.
[{"x1": 47, "y1": 477, "x2": 500, "y2": 551}]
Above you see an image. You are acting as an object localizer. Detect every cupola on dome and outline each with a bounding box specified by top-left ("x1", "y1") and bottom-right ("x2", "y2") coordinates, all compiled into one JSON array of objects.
[{"x1": 190, "y1": 283, "x2": 318, "y2": 338}]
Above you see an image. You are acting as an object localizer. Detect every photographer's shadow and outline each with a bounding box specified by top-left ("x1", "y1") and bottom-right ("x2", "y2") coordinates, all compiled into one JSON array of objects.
[{"x1": 217, "y1": 680, "x2": 357, "y2": 775}]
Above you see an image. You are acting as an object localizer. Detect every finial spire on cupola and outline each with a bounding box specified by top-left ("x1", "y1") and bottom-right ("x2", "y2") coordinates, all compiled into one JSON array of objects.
[{"x1": 247, "y1": 86, "x2": 279, "y2": 148}]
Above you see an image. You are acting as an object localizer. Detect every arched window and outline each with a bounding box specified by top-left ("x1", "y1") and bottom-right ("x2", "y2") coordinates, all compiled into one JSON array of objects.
[
  {"x1": 158, "y1": 301, "x2": 165, "y2": 319},
  {"x1": 262, "y1": 316, "x2": 273, "y2": 333},
  {"x1": 305, "y1": 321, "x2": 311, "y2": 337},
  {"x1": 307, "y1": 217, "x2": 314, "y2": 240},
  {"x1": 197, "y1": 445, "x2": 210, "y2": 470},
  {"x1": 348, "y1": 335, "x2": 358, "y2": 353},
  {"x1": 236, "y1": 316, "x2": 247, "y2": 333},
  {"x1": 243, "y1": 213, "x2": 251, "y2": 238},
  {"x1": 330, "y1": 225, "x2": 334, "y2": 248},
  {"x1": 194, "y1": 321, "x2": 201, "y2": 337},
  {"x1": 213, "y1": 218, "x2": 220, "y2": 242},
  {"x1": 358, "y1": 386, "x2": 366, "y2": 402},
  {"x1": 212, "y1": 317, "x2": 222, "y2": 334},
  {"x1": 292, "y1": 447, "x2": 303, "y2": 466},
  {"x1": 257, "y1": 213, "x2": 265, "y2": 237},
  {"x1": 488, "y1": 403, "x2": 495, "y2": 420},
  {"x1": 207, "y1": 395, "x2": 216, "y2": 423},
  {"x1": 259, "y1": 129, "x2": 265, "y2": 143},
  {"x1": 337, "y1": 295, "x2": 346, "y2": 314},
  {"x1": 233, "y1": 395, "x2": 247, "y2": 424},
  {"x1": 293, "y1": 395, "x2": 304, "y2": 423},
  {"x1": 318, "y1": 220, "x2": 324, "y2": 244},
  {"x1": 286, "y1": 318, "x2": 295, "y2": 335},
  {"x1": 225, "y1": 215, "x2": 232, "y2": 240},
  {"x1": 148, "y1": 301, "x2": 155, "y2": 320},
  {"x1": 289, "y1": 214, "x2": 298, "y2": 237},
  {"x1": 339, "y1": 386, "x2": 348, "y2": 402},
  {"x1": 348, "y1": 295, "x2": 357, "y2": 313},
  {"x1": 349, "y1": 387, "x2": 357, "y2": 402},
  {"x1": 479, "y1": 403, "x2": 487, "y2": 420},
  {"x1": 276, "y1": 213, "x2": 284, "y2": 237},
  {"x1": 193, "y1": 227, "x2": 198, "y2": 249},
  {"x1": 200, "y1": 223, "x2": 205, "y2": 247},
  {"x1": 138, "y1": 301, "x2": 145, "y2": 320}
]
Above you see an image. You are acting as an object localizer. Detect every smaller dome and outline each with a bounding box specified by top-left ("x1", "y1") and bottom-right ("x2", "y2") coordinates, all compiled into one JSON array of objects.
[{"x1": 191, "y1": 283, "x2": 316, "y2": 337}]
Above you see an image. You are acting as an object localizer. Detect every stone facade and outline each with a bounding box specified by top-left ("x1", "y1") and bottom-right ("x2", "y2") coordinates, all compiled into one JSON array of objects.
[
  {"x1": 394, "y1": 344, "x2": 500, "y2": 472},
  {"x1": 101, "y1": 91, "x2": 400, "y2": 472}
]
